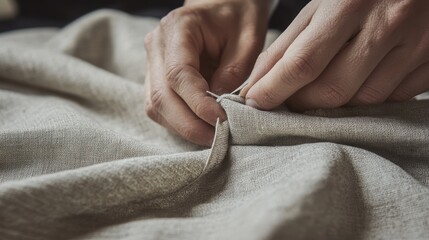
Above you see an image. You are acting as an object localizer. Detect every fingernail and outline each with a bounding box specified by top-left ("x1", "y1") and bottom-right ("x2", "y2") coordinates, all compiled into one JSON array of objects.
[{"x1": 245, "y1": 98, "x2": 261, "y2": 109}]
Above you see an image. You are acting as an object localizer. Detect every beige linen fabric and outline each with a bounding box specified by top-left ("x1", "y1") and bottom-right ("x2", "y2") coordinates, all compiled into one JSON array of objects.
[{"x1": 0, "y1": 10, "x2": 428, "y2": 240}]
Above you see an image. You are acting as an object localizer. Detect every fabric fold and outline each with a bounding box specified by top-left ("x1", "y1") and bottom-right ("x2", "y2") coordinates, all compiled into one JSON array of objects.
[{"x1": 1, "y1": 9, "x2": 429, "y2": 240}]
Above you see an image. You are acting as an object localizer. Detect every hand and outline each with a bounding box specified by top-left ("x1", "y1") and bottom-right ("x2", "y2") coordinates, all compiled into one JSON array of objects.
[
  {"x1": 144, "y1": 0, "x2": 270, "y2": 146},
  {"x1": 241, "y1": 0, "x2": 429, "y2": 111}
]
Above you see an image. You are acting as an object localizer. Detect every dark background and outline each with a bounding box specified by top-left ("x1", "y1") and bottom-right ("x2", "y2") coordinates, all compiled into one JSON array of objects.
[{"x1": 0, "y1": 0, "x2": 309, "y2": 33}]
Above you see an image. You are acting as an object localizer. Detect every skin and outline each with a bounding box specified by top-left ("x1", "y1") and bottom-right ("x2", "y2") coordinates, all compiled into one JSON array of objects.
[
  {"x1": 145, "y1": 0, "x2": 429, "y2": 146},
  {"x1": 144, "y1": 0, "x2": 271, "y2": 146},
  {"x1": 241, "y1": 0, "x2": 429, "y2": 111}
]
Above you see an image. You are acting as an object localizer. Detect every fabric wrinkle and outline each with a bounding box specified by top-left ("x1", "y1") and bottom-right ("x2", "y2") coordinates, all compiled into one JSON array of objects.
[{"x1": 0, "y1": 9, "x2": 428, "y2": 240}]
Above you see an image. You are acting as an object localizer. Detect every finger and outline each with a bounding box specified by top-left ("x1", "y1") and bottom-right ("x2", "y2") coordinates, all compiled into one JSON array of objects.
[
  {"x1": 240, "y1": 0, "x2": 318, "y2": 97},
  {"x1": 210, "y1": 27, "x2": 265, "y2": 95},
  {"x1": 146, "y1": 32, "x2": 215, "y2": 146},
  {"x1": 147, "y1": 83, "x2": 215, "y2": 147},
  {"x1": 163, "y1": 16, "x2": 226, "y2": 126},
  {"x1": 388, "y1": 62, "x2": 429, "y2": 102},
  {"x1": 244, "y1": 5, "x2": 360, "y2": 110},
  {"x1": 158, "y1": 88, "x2": 216, "y2": 147},
  {"x1": 286, "y1": 28, "x2": 398, "y2": 110},
  {"x1": 348, "y1": 46, "x2": 417, "y2": 106}
]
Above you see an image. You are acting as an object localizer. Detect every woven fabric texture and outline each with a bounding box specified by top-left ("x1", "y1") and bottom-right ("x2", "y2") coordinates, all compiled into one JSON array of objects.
[{"x1": 0, "y1": 10, "x2": 428, "y2": 240}]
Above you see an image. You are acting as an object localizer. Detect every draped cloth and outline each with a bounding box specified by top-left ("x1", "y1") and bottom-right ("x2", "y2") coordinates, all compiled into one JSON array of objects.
[{"x1": 1, "y1": 10, "x2": 428, "y2": 240}]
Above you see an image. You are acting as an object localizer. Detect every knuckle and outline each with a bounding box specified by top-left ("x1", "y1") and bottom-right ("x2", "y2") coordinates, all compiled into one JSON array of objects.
[
  {"x1": 318, "y1": 82, "x2": 350, "y2": 108},
  {"x1": 165, "y1": 64, "x2": 187, "y2": 88},
  {"x1": 354, "y1": 86, "x2": 385, "y2": 105},
  {"x1": 144, "y1": 99, "x2": 159, "y2": 122},
  {"x1": 193, "y1": 99, "x2": 208, "y2": 118},
  {"x1": 149, "y1": 88, "x2": 164, "y2": 111},
  {"x1": 161, "y1": 7, "x2": 195, "y2": 28},
  {"x1": 367, "y1": 2, "x2": 415, "y2": 45},
  {"x1": 281, "y1": 55, "x2": 317, "y2": 85},
  {"x1": 159, "y1": 16, "x2": 170, "y2": 29},
  {"x1": 160, "y1": 11, "x2": 176, "y2": 28},
  {"x1": 145, "y1": 104, "x2": 157, "y2": 121}
]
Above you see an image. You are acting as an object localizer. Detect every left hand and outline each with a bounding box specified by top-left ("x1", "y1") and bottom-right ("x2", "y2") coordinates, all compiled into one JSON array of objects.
[
  {"x1": 144, "y1": 0, "x2": 270, "y2": 146},
  {"x1": 241, "y1": 0, "x2": 429, "y2": 111}
]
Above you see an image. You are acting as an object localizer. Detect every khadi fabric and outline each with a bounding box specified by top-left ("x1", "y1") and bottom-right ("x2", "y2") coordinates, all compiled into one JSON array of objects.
[{"x1": 1, "y1": 10, "x2": 429, "y2": 240}]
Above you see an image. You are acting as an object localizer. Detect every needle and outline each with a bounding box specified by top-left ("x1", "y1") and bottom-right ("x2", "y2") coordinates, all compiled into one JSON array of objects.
[{"x1": 206, "y1": 91, "x2": 220, "y2": 99}]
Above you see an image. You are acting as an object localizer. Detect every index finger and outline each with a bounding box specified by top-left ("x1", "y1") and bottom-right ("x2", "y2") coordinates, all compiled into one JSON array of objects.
[
  {"x1": 244, "y1": 4, "x2": 360, "y2": 110},
  {"x1": 163, "y1": 14, "x2": 226, "y2": 126}
]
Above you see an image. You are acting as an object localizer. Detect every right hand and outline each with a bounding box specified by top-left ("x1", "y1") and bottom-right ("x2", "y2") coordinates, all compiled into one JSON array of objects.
[{"x1": 144, "y1": 0, "x2": 271, "y2": 146}]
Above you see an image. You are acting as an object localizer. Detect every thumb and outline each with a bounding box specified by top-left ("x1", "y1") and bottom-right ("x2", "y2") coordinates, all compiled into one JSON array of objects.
[{"x1": 210, "y1": 34, "x2": 263, "y2": 95}]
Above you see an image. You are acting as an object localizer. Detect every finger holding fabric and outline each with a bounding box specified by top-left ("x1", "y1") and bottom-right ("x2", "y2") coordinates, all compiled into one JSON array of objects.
[
  {"x1": 144, "y1": 0, "x2": 271, "y2": 145},
  {"x1": 144, "y1": 29, "x2": 216, "y2": 146},
  {"x1": 243, "y1": 0, "x2": 429, "y2": 111}
]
